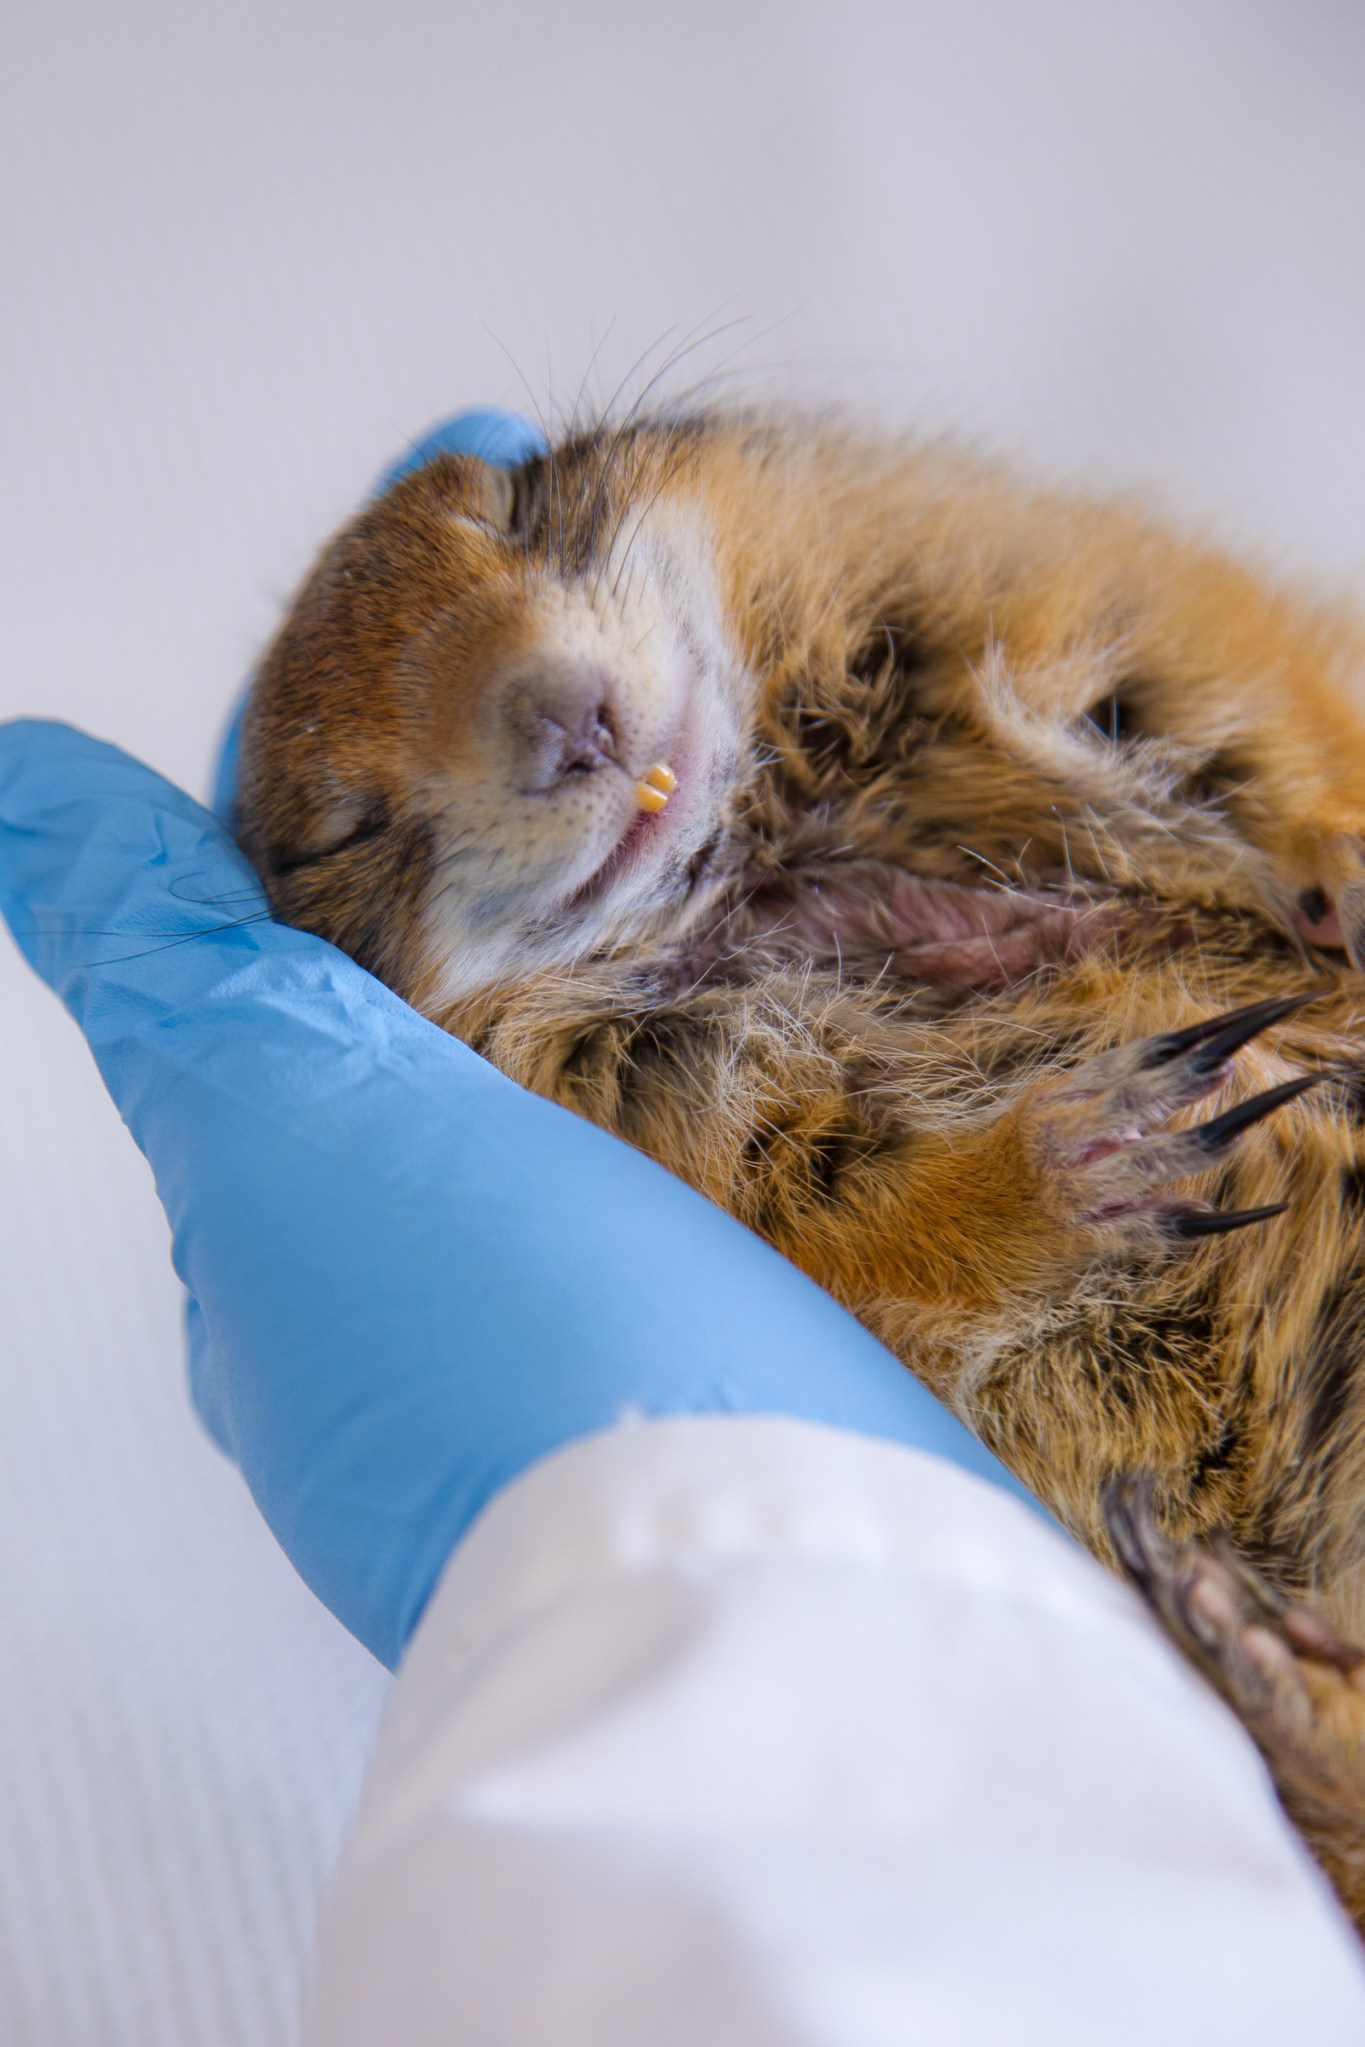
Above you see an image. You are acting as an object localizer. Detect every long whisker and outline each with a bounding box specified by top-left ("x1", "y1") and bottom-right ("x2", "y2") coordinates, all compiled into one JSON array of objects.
[
  {"x1": 585, "y1": 309, "x2": 749, "y2": 570},
  {"x1": 647, "y1": 308, "x2": 798, "y2": 424},
  {"x1": 567, "y1": 316, "x2": 617, "y2": 444},
  {"x1": 596, "y1": 312, "x2": 776, "y2": 588},
  {"x1": 582, "y1": 324, "x2": 686, "y2": 561},
  {"x1": 45, "y1": 907, "x2": 279, "y2": 968},
  {"x1": 609, "y1": 436, "x2": 705, "y2": 602},
  {"x1": 483, "y1": 325, "x2": 564, "y2": 569}
]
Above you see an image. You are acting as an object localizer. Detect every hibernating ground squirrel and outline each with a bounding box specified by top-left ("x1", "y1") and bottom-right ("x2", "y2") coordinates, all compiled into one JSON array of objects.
[{"x1": 237, "y1": 410, "x2": 1365, "y2": 1930}]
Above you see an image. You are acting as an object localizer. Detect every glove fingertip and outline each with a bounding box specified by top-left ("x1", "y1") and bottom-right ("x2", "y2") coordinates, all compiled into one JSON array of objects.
[{"x1": 378, "y1": 408, "x2": 549, "y2": 490}]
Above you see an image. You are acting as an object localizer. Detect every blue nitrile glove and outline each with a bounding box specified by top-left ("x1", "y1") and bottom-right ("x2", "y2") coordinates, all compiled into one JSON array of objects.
[{"x1": 0, "y1": 419, "x2": 1045, "y2": 1674}]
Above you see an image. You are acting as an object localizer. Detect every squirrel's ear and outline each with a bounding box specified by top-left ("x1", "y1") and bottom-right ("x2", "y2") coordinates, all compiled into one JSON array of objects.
[
  {"x1": 460, "y1": 456, "x2": 517, "y2": 532},
  {"x1": 413, "y1": 454, "x2": 516, "y2": 533}
]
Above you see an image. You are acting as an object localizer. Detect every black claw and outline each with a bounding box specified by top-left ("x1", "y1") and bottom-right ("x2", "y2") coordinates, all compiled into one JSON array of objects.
[
  {"x1": 1102, "y1": 1474, "x2": 1157, "y2": 1581},
  {"x1": 1167, "y1": 1202, "x2": 1289, "y2": 1240},
  {"x1": 1143, "y1": 989, "x2": 1328, "y2": 1074},
  {"x1": 1193, "y1": 1073, "x2": 1324, "y2": 1152}
]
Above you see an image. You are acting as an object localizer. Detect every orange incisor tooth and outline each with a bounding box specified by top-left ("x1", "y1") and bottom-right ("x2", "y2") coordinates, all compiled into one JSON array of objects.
[{"x1": 636, "y1": 762, "x2": 676, "y2": 812}]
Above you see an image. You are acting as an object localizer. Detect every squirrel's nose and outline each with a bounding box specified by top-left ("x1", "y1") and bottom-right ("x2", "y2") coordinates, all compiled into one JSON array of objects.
[{"x1": 519, "y1": 678, "x2": 619, "y2": 791}]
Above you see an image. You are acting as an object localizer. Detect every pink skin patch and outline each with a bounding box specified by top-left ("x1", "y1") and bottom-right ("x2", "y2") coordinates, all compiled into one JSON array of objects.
[
  {"x1": 580, "y1": 799, "x2": 670, "y2": 899},
  {"x1": 575, "y1": 701, "x2": 705, "y2": 905},
  {"x1": 697, "y1": 861, "x2": 1114, "y2": 996},
  {"x1": 1295, "y1": 893, "x2": 1346, "y2": 951}
]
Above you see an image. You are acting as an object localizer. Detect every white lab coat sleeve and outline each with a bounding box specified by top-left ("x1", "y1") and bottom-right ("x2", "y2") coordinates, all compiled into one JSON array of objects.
[{"x1": 305, "y1": 1415, "x2": 1365, "y2": 2047}]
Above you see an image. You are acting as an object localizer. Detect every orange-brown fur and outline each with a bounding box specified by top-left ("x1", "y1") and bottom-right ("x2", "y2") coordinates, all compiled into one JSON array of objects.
[{"x1": 238, "y1": 413, "x2": 1365, "y2": 1924}]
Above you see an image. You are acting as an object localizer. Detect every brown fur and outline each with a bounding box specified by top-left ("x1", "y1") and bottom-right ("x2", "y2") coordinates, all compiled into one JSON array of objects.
[{"x1": 238, "y1": 413, "x2": 1365, "y2": 1925}]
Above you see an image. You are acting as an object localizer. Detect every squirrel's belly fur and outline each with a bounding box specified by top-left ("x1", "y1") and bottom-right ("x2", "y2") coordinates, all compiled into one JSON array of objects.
[
  {"x1": 472, "y1": 927, "x2": 1365, "y2": 1614},
  {"x1": 239, "y1": 412, "x2": 1365, "y2": 1925}
]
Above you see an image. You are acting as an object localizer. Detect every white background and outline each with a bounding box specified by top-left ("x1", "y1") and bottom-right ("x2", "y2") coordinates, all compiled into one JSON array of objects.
[{"x1": 2, "y1": 3, "x2": 1364, "y2": 2040}]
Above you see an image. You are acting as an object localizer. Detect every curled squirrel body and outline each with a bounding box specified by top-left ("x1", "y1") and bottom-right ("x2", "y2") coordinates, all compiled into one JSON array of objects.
[{"x1": 239, "y1": 414, "x2": 1365, "y2": 1924}]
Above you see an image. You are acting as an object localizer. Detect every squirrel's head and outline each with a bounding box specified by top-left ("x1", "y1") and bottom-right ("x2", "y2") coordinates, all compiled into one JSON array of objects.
[{"x1": 238, "y1": 438, "x2": 745, "y2": 1006}]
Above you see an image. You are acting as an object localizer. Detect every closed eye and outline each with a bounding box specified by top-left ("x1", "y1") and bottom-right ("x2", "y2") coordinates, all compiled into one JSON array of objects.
[{"x1": 267, "y1": 801, "x2": 392, "y2": 876}]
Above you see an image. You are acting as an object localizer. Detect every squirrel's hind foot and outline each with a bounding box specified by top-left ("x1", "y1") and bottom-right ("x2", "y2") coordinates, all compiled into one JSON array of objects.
[{"x1": 1106, "y1": 1473, "x2": 1365, "y2": 1940}]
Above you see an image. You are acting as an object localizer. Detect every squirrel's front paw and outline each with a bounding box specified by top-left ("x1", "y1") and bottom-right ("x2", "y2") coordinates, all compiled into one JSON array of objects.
[{"x1": 1013, "y1": 991, "x2": 1324, "y2": 1266}]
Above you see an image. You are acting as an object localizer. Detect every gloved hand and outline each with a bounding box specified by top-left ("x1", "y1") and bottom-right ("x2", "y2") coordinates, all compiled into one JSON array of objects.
[{"x1": 0, "y1": 416, "x2": 1042, "y2": 1671}]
